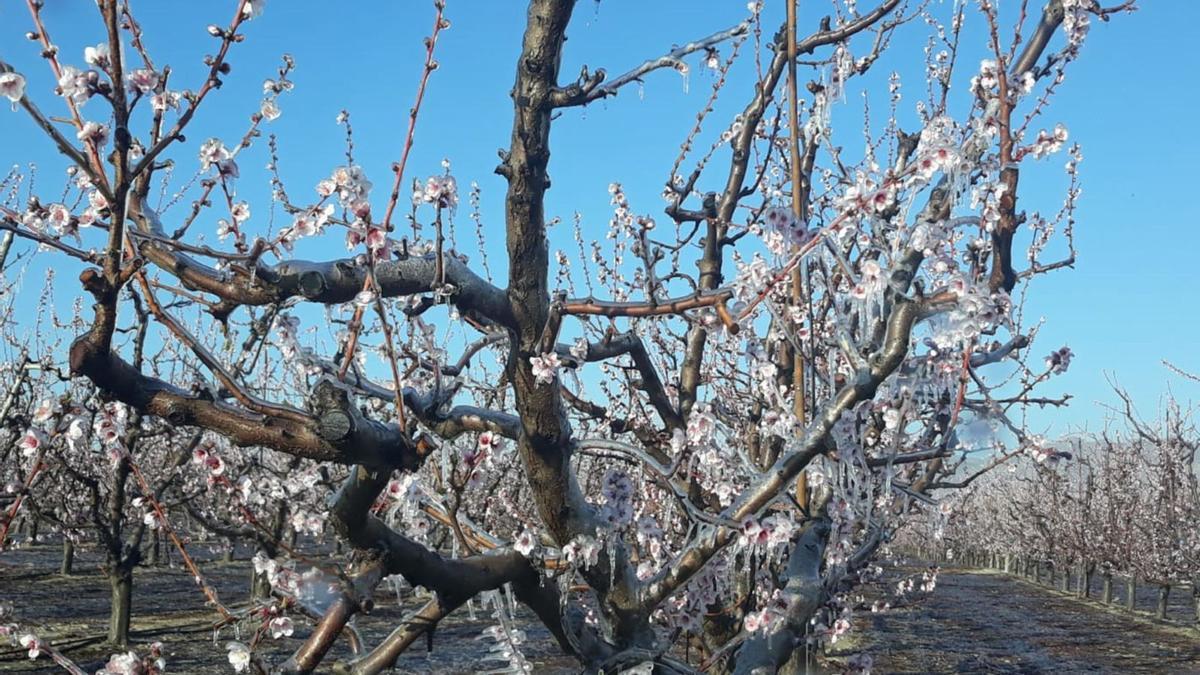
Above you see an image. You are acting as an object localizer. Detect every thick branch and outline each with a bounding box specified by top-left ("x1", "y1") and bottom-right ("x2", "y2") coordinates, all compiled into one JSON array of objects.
[{"x1": 129, "y1": 202, "x2": 512, "y2": 324}]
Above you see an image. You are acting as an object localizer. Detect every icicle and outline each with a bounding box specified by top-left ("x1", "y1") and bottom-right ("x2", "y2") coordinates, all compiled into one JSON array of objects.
[
  {"x1": 440, "y1": 438, "x2": 451, "y2": 485},
  {"x1": 638, "y1": 82, "x2": 645, "y2": 100}
]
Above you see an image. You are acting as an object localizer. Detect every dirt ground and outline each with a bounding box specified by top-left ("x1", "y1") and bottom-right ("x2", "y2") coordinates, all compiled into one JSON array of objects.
[
  {"x1": 849, "y1": 567, "x2": 1200, "y2": 674},
  {"x1": 3, "y1": 545, "x2": 1199, "y2": 673},
  {"x1": 0, "y1": 542, "x2": 575, "y2": 674}
]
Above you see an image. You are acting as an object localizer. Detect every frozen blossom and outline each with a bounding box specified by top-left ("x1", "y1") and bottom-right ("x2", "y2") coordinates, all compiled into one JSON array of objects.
[
  {"x1": 76, "y1": 121, "x2": 109, "y2": 145},
  {"x1": 84, "y1": 43, "x2": 111, "y2": 68},
  {"x1": 513, "y1": 528, "x2": 537, "y2": 556},
  {"x1": 562, "y1": 534, "x2": 601, "y2": 568},
  {"x1": 57, "y1": 65, "x2": 92, "y2": 106},
  {"x1": 226, "y1": 642, "x2": 251, "y2": 672},
  {"x1": 0, "y1": 72, "x2": 25, "y2": 105},
  {"x1": 18, "y1": 633, "x2": 42, "y2": 659},
  {"x1": 260, "y1": 99, "x2": 281, "y2": 121},
  {"x1": 268, "y1": 616, "x2": 294, "y2": 639}
]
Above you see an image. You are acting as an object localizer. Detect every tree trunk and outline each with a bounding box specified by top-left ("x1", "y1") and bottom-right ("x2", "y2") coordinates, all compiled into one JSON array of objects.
[
  {"x1": 250, "y1": 564, "x2": 272, "y2": 600},
  {"x1": 1102, "y1": 573, "x2": 1113, "y2": 604},
  {"x1": 149, "y1": 531, "x2": 160, "y2": 566},
  {"x1": 108, "y1": 569, "x2": 133, "y2": 647},
  {"x1": 1156, "y1": 584, "x2": 1169, "y2": 620},
  {"x1": 1126, "y1": 577, "x2": 1136, "y2": 611},
  {"x1": 25, "y1": 516, "x2": 38, "y2": 543},
  {"x1": 60, "y1": 538, "x2": 75, "y2": 575},
  {"x1": 1192, "y1": 580, "x2": 1200, "y2": 629},
  {"x1": 1035, "y1": 561, "x2": 1043, "y2": 584}
]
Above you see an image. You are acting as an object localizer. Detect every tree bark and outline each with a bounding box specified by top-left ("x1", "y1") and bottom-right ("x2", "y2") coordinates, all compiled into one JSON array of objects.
[
  {"x1": 108, "y1": 568, "x2": 134, "y2": 646},
  {"x1": 149, "y1": 531, "x2": 160, "y2": 566},
  {"x1": 1102, "y1": 573, "x2": 1113, "y2": 604},
  {"x1": 1192, "y1": 580, "x2": 1200, "y2": 629},
  {"x1": 251, "y1": 549, "x2": 273, "y2": 601},
  {"x1": 1156, "y1": 584, "x2": 1169, "y2": 620},
  {"x1": 1125, "y1": 577, "x2": 1136, "y2": 611},
  {"x1": 60, "y1": 538, "x2": 75, "y2": 575}
]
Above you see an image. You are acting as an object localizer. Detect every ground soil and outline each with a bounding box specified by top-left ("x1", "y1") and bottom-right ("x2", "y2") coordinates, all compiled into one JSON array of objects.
[
  {"x1": 3, "y1": 546, "x2": 1198, "y2": 673},
  {"x1": 0, "y1": 542, "x2": 575, "y2": 674},
  {"x1": 847, "y1": 567, "x2": 1200, "y2": 674}
]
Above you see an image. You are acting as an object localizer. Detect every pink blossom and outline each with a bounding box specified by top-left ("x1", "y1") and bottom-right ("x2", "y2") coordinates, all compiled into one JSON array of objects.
[
  {"x1": 513, "y1": 529, "x2": 537, "y2": 556},
  {"x1": 738, "y1": 516, "x2": 771, "y2": 548},
  {"x1": 268, "y1": 616, "x2": 294, "y2": 639},
  {"x1": 231, "y1": 202, "x2": 251, "y2": 224},
  {"x1": 76, "y1": 121, "x2": 109, "y2": 145},
  {"x1": 44, "y1": 204, "x2": 72, "y2": 236},
  {"x1": 127, "y1": 68, "x2": 159, "y2": 94},
  {"x1": 478, "y1": 431, "x2": 501, "y2": 452},
  {"x1": 31, "y1": 399, "x2": 58, "y2": 424},
  {"x1": 199, "y1": 138, "x2": 231, "y2": 170},
  {"x1": 97, "y1": 650, "x2": 142, "y2": 675},
  {"x1": 529, "y1": 352, "x2": 561, "y2": 385},
  {"x1": 423, "y1": 174, "x2": 459, "y2": 209},
  {"x1": 19, "y1": 429, "x2": 45, "y2": 457},
  {"x1": 18, "y1": 633, "x2": 42, "y2": 659},
  {"x1": 151, "y1": 90, "x2": 181, "y2": 112}
]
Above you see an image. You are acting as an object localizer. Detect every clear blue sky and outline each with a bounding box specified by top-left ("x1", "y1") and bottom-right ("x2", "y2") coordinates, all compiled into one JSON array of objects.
[{"x1": 0, "y1": 1, "x2": 1196, "y2": 436}]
